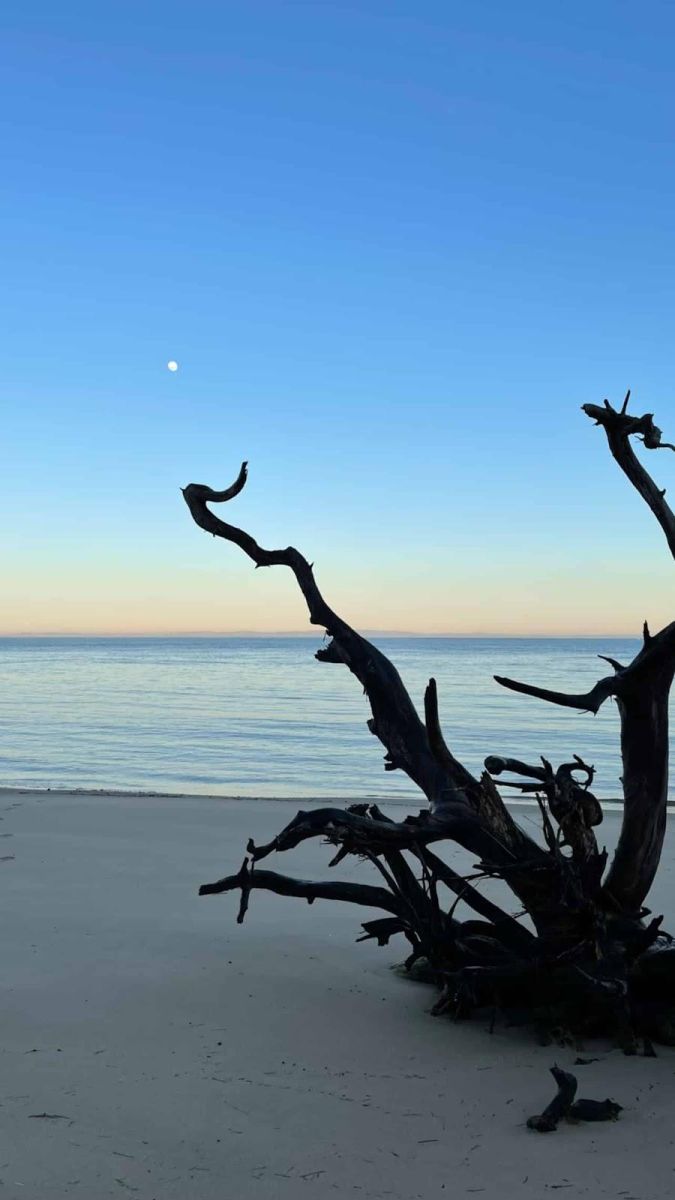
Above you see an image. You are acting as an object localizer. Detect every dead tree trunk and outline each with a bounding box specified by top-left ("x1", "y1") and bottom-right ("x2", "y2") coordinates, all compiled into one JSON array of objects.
[{"x1": 183, "y1": 392, "x2": 675, "y2": 1043}]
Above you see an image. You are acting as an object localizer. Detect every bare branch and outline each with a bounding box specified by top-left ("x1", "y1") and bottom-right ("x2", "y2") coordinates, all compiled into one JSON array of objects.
[
  {"x1": 494, "y1": 673, "x2": 616, "y2": 714},
  {"x1": 497, "y1": 623, "x2": 675, "y2": 715},
  {"x1": 182, "y1": 467, "x2": 459, "y2": 806},
  {"x1": 199, "y1": 866, "x2": 403, "y2": 915},
  {"x1": 424, "y1": 677, "x2": 482, "y2": 796},
  {"x1": 496, "y1": 621, "x2": 675, "y2": 910},
  {"x1": 601, "y1": 622, "x2": 675, "y2": 910},
  {"x1": 184, "y1": 462, "x2": 249, "y2": 504},
  {"x1": 485, "y1": 756, "x2": 547, "y2": 782},
  {"x1": 582, "y1": 398, "x2": 675, "y2": 558},
  {"x1": 244, "y1": 804, "x2": 502, "y2": 865},
  {"x1": 598, "y1": 654, "x2": 626, "y2": 673},
  {"x1": 182, "y1": 467, "x2": 550, "y2": 903}
]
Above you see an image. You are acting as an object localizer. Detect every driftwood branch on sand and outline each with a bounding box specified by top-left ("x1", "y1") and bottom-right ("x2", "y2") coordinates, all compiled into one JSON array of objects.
[{"x1": 183, "y1": 392, "x2": 675, "y2": 1051}]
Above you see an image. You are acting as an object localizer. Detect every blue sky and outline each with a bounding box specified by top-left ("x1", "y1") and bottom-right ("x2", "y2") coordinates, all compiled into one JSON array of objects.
[{"x1": 2, "y1": 1, "x2": 674, "y2": 633}]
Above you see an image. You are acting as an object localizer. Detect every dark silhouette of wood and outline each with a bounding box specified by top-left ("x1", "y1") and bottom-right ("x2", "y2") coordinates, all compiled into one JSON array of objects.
[
  {"x1": 526, "y1": 1067, "x2": 622, "y2": 1132},
  {"x1": 527, "y1": 1067, "x2": 578, "y2": 1132},
  {"x1": 183, "y1": 393, "x2": 675, "y2": 1043}
]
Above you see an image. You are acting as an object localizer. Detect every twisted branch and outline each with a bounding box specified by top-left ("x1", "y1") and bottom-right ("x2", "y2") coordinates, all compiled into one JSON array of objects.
[
  {"x1": 182, "y1": 470, "x2": 463, "y2": 807},
  {"x1": 582, "y1": 393, "x2": 675, "y2": 558}
]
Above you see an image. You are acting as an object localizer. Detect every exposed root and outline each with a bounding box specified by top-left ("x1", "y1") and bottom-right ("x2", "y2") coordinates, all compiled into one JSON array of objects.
[{"x1": 185, "y1": 392, "x2": 675, "y2": 1067}]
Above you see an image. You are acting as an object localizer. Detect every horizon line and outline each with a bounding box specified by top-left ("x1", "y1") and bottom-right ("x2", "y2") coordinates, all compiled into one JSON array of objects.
[{"x1": 0, "y1": 629, "x2": 645, "y2": 640}]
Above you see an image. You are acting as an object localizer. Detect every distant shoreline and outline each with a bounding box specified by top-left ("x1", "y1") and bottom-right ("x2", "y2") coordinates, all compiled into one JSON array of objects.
[{"x1": 0, "y1": 632, "x2": 646, "y2": 640}]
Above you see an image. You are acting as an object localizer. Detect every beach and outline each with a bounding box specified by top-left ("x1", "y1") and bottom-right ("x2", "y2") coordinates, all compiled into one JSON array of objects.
[{"x1": 2, "y1": 790, "x2": 675, "y2": 1199}]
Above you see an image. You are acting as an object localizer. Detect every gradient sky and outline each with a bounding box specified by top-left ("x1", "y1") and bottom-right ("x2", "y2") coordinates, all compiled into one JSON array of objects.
[{"x1": 2, "y1": 1, "x2": 674, "y2": 635}]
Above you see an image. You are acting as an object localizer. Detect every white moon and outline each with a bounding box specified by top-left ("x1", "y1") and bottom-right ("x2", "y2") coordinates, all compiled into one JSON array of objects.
[{"x1": 167, "y1": 360, "x2": 179, "y2": 372}]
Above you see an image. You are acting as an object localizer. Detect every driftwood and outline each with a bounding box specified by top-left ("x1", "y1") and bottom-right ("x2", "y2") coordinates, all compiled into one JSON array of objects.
[
  {"x1": 527, "y1": 1066, "x2": 622, "y2": 1132},
  {"x1": 183, "y1": 392, "x2": 675, "y2": 1042},
  {"x1": 527, "y1": 1067, "x2": 578, "y2": 1132}
]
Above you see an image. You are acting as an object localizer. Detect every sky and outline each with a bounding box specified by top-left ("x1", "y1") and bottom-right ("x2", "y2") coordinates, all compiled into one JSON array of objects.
[{"x1": 1, "y1": 0, "x2": 674, "y2": 635}]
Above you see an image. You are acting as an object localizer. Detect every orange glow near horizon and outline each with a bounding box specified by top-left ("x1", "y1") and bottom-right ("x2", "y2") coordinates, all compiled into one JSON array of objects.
[{"x1": 2, "y1": 558, "x2": 671, "y2": 638}]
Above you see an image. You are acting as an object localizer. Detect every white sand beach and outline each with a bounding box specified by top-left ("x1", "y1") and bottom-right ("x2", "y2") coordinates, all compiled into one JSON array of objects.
[{"x1": 2, "y1": 791, "x2": 675, "y2": 1199}]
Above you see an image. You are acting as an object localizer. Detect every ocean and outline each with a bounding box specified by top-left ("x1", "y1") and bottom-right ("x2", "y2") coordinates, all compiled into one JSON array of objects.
[{"x1": 1, "y1": 635, "x2": 668, "y2": 806}]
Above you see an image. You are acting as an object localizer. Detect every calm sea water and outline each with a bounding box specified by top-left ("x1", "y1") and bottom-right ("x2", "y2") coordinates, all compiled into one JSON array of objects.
[{"x1": 0, "y1": 636, "x2": 670, "y2": 804}]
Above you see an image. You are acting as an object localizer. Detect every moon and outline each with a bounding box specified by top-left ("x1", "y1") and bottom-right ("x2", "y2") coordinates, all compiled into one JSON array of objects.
[{"x1": 167, "y1": 360, "x2": 179, "y2": 372}]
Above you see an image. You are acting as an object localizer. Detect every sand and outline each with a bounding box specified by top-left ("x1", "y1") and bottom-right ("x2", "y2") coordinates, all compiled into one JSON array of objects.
[{"x1": 2, "y1": 790, "x2": 675, "y2": 1199}]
